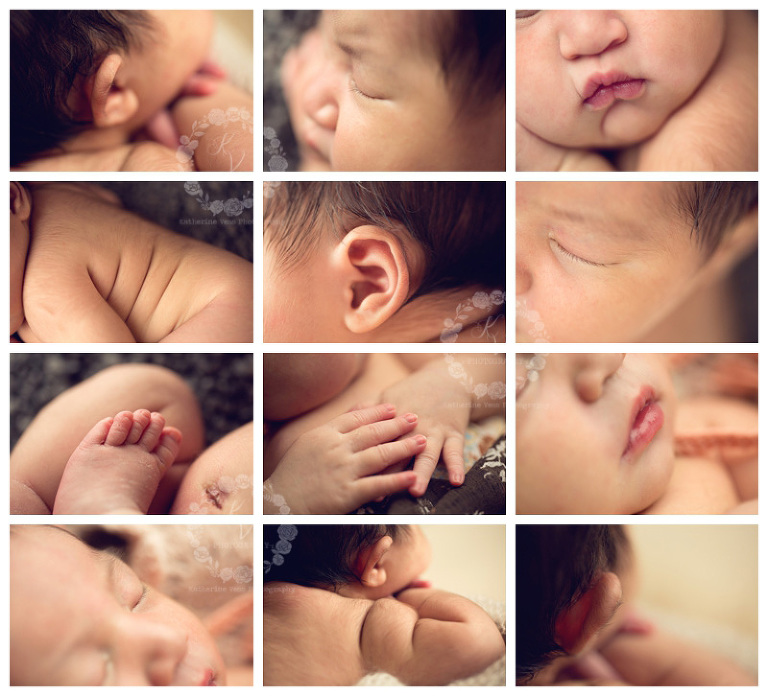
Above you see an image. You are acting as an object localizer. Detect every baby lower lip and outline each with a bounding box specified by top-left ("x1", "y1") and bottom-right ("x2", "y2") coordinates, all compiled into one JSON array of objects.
[
  {"x1": 584, "y1": 79, "x2": 645, "y2": 110},
  {"x1": 623, "y1": 400, "x2": 664, "y2": 461}
]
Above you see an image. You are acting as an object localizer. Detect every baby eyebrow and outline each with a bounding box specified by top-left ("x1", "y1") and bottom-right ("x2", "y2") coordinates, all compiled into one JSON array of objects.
[
  {"x1": 336, "y1": 39, "x2": 367, "y2": 60},
  {"x1": 549, "y1": 205, "x2": 646, "y2": 239}
]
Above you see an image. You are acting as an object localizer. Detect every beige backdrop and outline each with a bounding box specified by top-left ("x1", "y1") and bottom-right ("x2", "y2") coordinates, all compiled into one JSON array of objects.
[
  {"x1": 629, "y1": 525, "x2": 757, "y2": 638},
  {"x1": 421, "y1": 524, "x2": 506, "y2": 602}
]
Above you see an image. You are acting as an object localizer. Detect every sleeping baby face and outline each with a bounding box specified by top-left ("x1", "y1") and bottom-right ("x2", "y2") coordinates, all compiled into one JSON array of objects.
[
  {"x1": 516, "y1": 353, "x2": 676, "y2": 514},
  {"x1": 516, "y1": 181, "x2": 704, "y2": 342},
  {"x1": 516, "y1": 10, "x2": 725, "y2": 148},
  {"x1": 281, "y1": 10, "x2": 504, "y2": 171},
  {"x1": 11, "y1": 526, "x2": 226, "y2": 686}
]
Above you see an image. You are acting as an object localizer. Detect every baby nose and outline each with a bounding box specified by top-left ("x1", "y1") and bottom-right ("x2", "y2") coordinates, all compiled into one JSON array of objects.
[
  {"x1": 557, "y1": 11, "x2": 628, "y2": 60},
  {"x1": 574, "y1": 353, "x2": 625, "y2": 402},
  {"x1": 119, "y1": 616, "x2": 187, "y2": 686},
  {"x1": 303, "y1": 78, "x2": 340, "y2": 131}
]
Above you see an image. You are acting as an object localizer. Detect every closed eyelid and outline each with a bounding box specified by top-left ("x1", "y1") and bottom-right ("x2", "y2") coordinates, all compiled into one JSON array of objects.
[{"x1": 548, "y1": 234, "x2": 609, "y2": 267}]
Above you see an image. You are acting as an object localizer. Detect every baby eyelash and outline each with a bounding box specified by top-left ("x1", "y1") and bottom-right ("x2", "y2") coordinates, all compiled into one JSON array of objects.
[
  {"x1": 548, "y1": 235, "x2": 605, "y2": 267},
  {"x1": 133, "y1": 584, "x2": 148, "y2": 610},
  {"x1": 349, "y1": 77, "x2": 377, "y2": 100}
]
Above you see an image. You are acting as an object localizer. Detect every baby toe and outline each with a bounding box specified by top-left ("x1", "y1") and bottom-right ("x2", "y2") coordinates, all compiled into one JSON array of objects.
[
  {"x1": 153, "y1": 428, "x2": 182, "y2": 471},
  {"x1": 78, "y1": 416, "x2": 115, "y2": 448},
  {"x1": 138, "y1": 412, "x2": 166, "y2": 451},
  {"x1": 126, "y1": 409, "x2": 152, "y2": 444},
  {"x1": 105, "y1": 411, "x2": 135, "y2": 446}
]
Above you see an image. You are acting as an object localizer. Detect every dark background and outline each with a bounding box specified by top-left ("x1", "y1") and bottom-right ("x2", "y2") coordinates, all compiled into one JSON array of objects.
[
  {"x1": 10, "y1": 353, "x2": 253, "y2": 450},
  {"x1": 263, "y1": 10, "x2": 319, "y2": 172}
]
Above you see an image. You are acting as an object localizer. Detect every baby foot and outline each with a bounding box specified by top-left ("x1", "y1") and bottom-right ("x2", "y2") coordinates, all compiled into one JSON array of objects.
[{"x1": 53, "y1": 410, "x2": 182, "y2": 515}]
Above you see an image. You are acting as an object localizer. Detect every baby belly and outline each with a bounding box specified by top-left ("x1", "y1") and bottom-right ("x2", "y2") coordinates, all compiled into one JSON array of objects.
[{"x1": 264, "y1": 353, "x2": 411, "y2": 478}]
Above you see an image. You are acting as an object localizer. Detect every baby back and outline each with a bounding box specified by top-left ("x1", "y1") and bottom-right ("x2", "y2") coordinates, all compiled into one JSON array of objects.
[
  {"x1": 24, "y1": 183, "x2": 249, "y2": 342},
  {"x1": 263, "y1": 583, "x2": 371, "y2": 685}
]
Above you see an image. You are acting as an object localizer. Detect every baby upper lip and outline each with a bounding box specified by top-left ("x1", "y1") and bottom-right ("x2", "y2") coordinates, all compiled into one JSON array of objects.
[{"x1": 582, "y1": 71, "x2": 638, "y2": 101}]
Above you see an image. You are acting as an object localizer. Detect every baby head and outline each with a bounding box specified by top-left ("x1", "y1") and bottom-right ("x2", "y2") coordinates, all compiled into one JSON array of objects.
[
  {"x1": 10, "y1": 525, "x2": 225, "y2": 686},
  {"x1": 516, "y1": 180, "x2": 758, "y2": 342},
  {"x1": 10, "y1": 182, "x2": 32, "y2": 335},
  {"x1": 517, "y1": 10, "x2": 726, "y2": 149},
  {"x1": 10, "y1": 10, "x2": 214, "y2": 166},
  {"x1": 282, "y1": 10, "x2": 505, "y2": 171},
  {"x1": 265, "y1": 181, "x2": 505, "y2": 342},
  {"x1": 516, "y1": 353, "x2": 676, "y2": 514},
  {"x1": 264, "y1": 524, "x2": 431, "y2": 599},
  {"x1": 516, "y1": 525, "x2": 633, "y2": 684}
]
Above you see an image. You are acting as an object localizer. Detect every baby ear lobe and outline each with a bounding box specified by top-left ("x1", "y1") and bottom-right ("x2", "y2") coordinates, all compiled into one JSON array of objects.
[
  {"x1": 554, "y1": 572, "x2": 623, "y2": 656},
  {"x1": 87, "y1": 53, "x2": 139, "y2": 128},
  {"x1": 336, "y1": 226, "x2": 412, "y2": 334}
]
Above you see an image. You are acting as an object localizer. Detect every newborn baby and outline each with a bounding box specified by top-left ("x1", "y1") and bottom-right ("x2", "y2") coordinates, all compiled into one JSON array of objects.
[
  {"x1": 264, "y1": 525, "x2": 505, "y2": 685},
  {"x1": 516, "y1": 10, "x2": 757, "y2": 171},
  {"x1": 516, "y1": 353, "x2": 757, "y2": 514},
  {"x1": 11, "y1": 182, "x2": 252, "y2": 342}
]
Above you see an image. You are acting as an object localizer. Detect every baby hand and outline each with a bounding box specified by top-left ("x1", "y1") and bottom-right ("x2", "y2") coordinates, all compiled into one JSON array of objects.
[
  {"x1": 265, "y1": 404, "x2": 427, "y2": 514},
  {"x1": 378, "y1": 363, "x2": 471, "y2": 496},
  {"x1": 143, "y1": 60, "x2": 228, "y2": 149}
]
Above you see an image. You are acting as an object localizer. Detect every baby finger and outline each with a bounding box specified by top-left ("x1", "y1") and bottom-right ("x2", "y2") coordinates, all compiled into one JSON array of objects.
[{"x1": 358, "y1": 434, "x2": 427, "y2": 476}]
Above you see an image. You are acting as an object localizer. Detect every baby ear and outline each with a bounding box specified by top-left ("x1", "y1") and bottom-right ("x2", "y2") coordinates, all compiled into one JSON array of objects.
[
  {"x1": 332, "y1": 225, "x2": 413, "y2": 334},
  {"x1": 554, "y1": 572, "x2": 623, "y2": 657},
  {"x1": 356, "y1": 536, "x2": 393, "y2": 588},
  {"x1": 10, "y1": 182, "x2": 31, "y2": 220},
  {"x1": 87, "y1": 54, "x2": 139, "y2": 128}
]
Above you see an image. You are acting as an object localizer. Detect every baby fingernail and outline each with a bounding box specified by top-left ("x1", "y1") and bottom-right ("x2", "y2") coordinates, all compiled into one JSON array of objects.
[
  {"x1": 413, "y1": 435, "x2": 427, "y2": 445},
  {"x1": 404, "y1": 413, "x2": 418, "y2": 423}
]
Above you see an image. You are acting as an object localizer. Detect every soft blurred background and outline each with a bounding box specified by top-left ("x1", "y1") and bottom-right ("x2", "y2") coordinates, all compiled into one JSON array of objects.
[
  {"x1": 10, "y1": 353, "x2": 253, "y2": 451},
  {"x1": 629, "y1": 524, "x2": 757, "y2": 671},
  {"x1": 214, "y1": 10, "x2": 253, "y2": 94},
  {"x1": 421, "y1": 524, "x2": 505, "y2": 603},
  {"x1": 263, "y1": 10, "x2": 318, "y2": 171}
]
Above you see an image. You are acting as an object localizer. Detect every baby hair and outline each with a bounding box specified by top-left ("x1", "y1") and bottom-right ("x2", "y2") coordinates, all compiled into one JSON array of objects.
[
  {"x1": 675, "y1": 181, "x2": 758, "y2": 257},
  {"x1": 264, "y1": 524, "x2": 407, "y2": 589},
  {"x1": 265, "y1": 181, "x2": 505, "y2": 301},
  {"x1": 516, "y1": 525, "x2": 628, "y2": 683},
  {"x1": 10, "y1": 10, "x2": 154, "y2": 166},
  {"x1": 429, "y1": 10, "x2": 505, "y2": 115}
]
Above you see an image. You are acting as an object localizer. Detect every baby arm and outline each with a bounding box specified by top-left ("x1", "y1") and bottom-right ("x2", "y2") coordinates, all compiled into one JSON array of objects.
[
  {"x1": 171, "y1": 81, "x2": 253, "y2": 172},
  {"x1": 379, "y1": 354, "x2": 505, "y2": 496},
  {"x1": 599, "y1": 626, "x2": 756, "y2": 686},
  {"x1": 21, "y1": 267, "x2": 136, "y2": 343},
  {"x1": 361, "y1": 588, "x2": 505, "y2": 685},
  {"x1": 264, "y1": 405, "x2": 427, "y2": 514}
]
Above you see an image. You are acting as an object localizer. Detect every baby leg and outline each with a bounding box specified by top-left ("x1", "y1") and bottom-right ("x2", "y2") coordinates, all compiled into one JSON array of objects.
[
  {"x1": 11, "y1": 364, "x2": 205, "y2": 514},
  {"x1": 52, "y1": 410, "x2": 181, "y2": 514},
  {"x1": 171, "y1": 422, "x2": 254, "y2": 515}
]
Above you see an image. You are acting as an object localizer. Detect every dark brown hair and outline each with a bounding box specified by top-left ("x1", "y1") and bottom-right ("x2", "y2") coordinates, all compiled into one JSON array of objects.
[
  {"x1": 264, "y1": 181, "x2": 505, "y2": 301},
  {"x1": 10, "y1": 10, "x2": 154, "y2": 166},
  {"x1": 264, "y1": 524, "x2": 406, "y2": 589},
  {"x1": 516, "y1": 525, "x2": 629, "y2": 683},
  {"x1": 676, "y1": 181, "x2": 758, "y2": 257},
  {"x1": 430, "y1": 10, "x2": 506, "y2": 115}
]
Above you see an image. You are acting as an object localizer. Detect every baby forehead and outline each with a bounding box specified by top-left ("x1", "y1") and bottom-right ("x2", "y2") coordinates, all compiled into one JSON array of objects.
[
  {"x1": 518, "y1": 181, "x2": 687, "y2": 237},
  {"x1": 326, "y1": 10, "x2": 441, "y2": 57}
]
